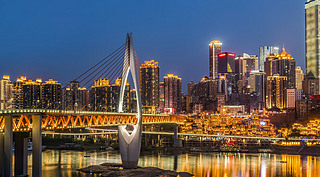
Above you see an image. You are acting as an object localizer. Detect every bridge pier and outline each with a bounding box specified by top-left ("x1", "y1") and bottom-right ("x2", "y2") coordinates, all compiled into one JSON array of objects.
[
  {"x1": 32, "y1": 115, "x2": 42, "y2": 177},
  {"x1": 0, "y1": 133, "x2": 4, "y2": 177},
  {"x1": 173, "y1": 125, "x2": 182, "y2": 147},
  {"x1": 14, "y1": 132, "x2": 29, "y2": 177},
  {"x1": 4, "y1": 115, "x2": 13, "y2": 177}
]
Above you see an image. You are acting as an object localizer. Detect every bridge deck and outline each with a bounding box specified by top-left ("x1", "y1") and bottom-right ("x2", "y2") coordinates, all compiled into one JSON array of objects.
[{"x1": 0, "y1": 109, "x2": 185, "y2": 132}]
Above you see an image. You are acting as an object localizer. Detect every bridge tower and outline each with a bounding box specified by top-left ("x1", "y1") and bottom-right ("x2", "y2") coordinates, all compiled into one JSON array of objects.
[{"x1": 118, "y1": 33, "x2": 143, "y2": 169}]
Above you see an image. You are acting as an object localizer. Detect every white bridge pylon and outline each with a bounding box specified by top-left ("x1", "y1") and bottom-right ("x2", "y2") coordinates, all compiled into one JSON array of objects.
[{"x1": 118, "y1": 33, "x2": 142, "y2": 169}]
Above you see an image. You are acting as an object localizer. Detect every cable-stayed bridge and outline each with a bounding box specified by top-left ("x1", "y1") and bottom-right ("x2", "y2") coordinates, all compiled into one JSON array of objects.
[{"x1": 0, "y1": 33, "x2": 178, "y2": 177}]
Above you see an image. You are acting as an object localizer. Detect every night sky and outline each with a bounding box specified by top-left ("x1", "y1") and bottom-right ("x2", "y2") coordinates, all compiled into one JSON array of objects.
[{"x1": 0, "y1": 0, "x2": 305, "y2": 92}]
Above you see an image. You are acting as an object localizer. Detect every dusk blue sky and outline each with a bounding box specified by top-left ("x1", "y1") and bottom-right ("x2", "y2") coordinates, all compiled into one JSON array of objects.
[{"x1": 0, "y1": 0, "x2": 305, "y2": 91}]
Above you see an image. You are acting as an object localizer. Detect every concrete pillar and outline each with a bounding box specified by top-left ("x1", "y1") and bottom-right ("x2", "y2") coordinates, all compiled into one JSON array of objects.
[
  {"x1": 0, "y1": 133, "x2": 4, "y2": 177},
  {"x1": 173, "y1": 125, "x2": 182, "y2": 147},
  {"x1": 158, "y1": 134, "x2": 160, "y2": 147},
  {"x1": 4, "y1": 115, "x2": 13, "y2": 177},
  {"x1": 32, "y1": 115, "x2": 42, "y2": 177},
  {"x1": 14, "y1": 132, "x2": 28, "y2": 176}
]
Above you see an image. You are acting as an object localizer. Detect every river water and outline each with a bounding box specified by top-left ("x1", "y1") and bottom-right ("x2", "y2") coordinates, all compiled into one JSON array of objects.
[{"x1": 26, "y1": 149, "x2": 320, "y2": 177}]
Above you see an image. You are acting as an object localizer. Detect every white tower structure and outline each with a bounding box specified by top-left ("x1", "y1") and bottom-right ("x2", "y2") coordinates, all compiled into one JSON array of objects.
[{"x1": 118, "y1": 33, "x2": 142, "y2": 169}]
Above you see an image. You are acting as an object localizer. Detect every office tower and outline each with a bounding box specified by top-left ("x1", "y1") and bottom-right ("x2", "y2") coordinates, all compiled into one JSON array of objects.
[
  {"x1": 272, "y1": 48, "x2": 296, "y2": 89},
  {"x1": 187, "y1": 81, "x2": 196, "y2": 96},
  {"x1": 209, "y1": 40, "x2": 222, "y2": 79},
  {"x1": 259, "y1": 46, "x2": 279, "y2": 71},
  {"x1": 264, "y1": 48, "x2": 296, "y2": 91},
  {"x1": 248, "y1": 71, "x2": 266, "y2": 110},
  {"x1": 22, "y1": 79, "x2": 42, "y2": 109},
  {"x1": 0, "y1": 75, "x2": 13, "y2": 109},
  {"x1": 164, "y1": 74, "x2": 181, "y2": 114},
  {"x1": 286, "y1": 89, "x2": 296, "y2": 109},
  {"x1": 194, "y1": 76, "x2": 215, "y2": 111},
  {"x1": 296, "y1": 66, "x2": 304, "y2": 90},
  {"x1": 266, "y1": 75, "x2": 287, "y2": 110},
  {"x1": 218, "y1": 52, "x2": 235, "y2": 74},
  {"x1": 140, "y1": 60, "x2": 160, "y2": 112},
  {"x1": 242, "y1": 53, "x2": 259, "y2": 74},
  {"x1": 303, "y1": 73, "x2": 319, "y2": 95},
  {"x1": 42, "y1": 79, "x2": 61, "y2": 109},
  {"x1": 186, "y1": 81, "x2": 196, "y2": 113},
  {"x1": 159, "y1": 82, "x2": 165, "y2": 112},
  {"x1": 12, "y1": 76, "x2": 27, "y2": 109},
  {"x1": 63, "y1": 81, "x2": 89, "y2": 110},
  {"x1": 91, "y1": 78, "x2": 129, "y2": 112},
  {"x1": 264, "y1": 54, "x2": 278, "y2": 76},
  {"x1": 306, "y1": 0, "x2": 320, "y2": 93}
]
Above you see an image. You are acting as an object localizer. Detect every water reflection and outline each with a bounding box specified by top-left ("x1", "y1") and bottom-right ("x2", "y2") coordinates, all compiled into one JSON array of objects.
[{"x1": 26, "y1": 150, "x2": 320, "y2": 177}]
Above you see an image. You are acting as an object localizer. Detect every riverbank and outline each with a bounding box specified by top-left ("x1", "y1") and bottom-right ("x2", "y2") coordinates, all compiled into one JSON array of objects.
[{"x1": 77, "y1": 163, "x2": 194, "y2": 177}]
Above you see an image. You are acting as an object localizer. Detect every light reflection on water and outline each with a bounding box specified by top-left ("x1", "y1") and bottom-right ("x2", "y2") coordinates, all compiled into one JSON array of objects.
[{"x1": 26, "y1": 150, "x2": 320, "y2": 177}]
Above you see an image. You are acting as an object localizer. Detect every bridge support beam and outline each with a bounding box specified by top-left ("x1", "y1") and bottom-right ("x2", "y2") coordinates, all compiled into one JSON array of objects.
[
  {"x1": 14, "y1": 132, "x2": 29, "y2": 177},
  {"x1": 0, "y1": 133, "x2": 4, "y2": 177},
  {"x1": 32, "y1": 115, "x2": 42, "y2": 177},
  {"x1": 173, "y1": 125, "x2": 182, "y2": 148},
  {"x1": 4, "y1": 115, "x2": 13, "y2": 177}
]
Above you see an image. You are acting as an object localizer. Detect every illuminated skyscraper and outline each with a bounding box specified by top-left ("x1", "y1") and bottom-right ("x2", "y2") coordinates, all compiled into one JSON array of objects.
[
  {"x1": 266, "y1": 75, "x2": 287, "y2": 110},
  {"x1": 164, "y1": 74, "x2": 181, "y2": 114},
  {"x1": 259, "y1": 46, "x2": 279, "y2": 71},
  {"x1": 42, "y1": 79, "x2": 61, "y2": 109},
  {"x1": 22, "y1": 79, "x2": 43, "y2": 109},
  {"x1": 296, "y1": 66, "x2": 304, "y2": 90},
  {"x1": 140, "y1": 60, "x2": 160, "y2": 113},
  {"x1": 209, "y1": 40, "x2": 222, "y2": 79},
  {"x1": 91, "y1": 78, "x2": 130, "y2": 112},
  {"x1": 305, "y1": 0, "x2": 320, "y2": 92},
  {"x1": 0, "y1": 75, "x2": 13, "y2": 109},
  {"x1": 62, "y1": 81, "x2": 89, "y2": 110},
  {"x1": 12, "y1": 76, "x2": 27, "y2": 109}
]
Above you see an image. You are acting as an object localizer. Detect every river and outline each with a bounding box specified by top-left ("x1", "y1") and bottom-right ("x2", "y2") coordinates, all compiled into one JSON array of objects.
[{"x1": 25, "y1": 149, "x2": 320, "y2": 177}]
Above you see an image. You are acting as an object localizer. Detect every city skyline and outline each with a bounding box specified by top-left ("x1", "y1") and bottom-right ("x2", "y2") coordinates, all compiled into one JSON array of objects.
[{"x1": 0, "y1": 0, "x2": 305, "y2": 91}]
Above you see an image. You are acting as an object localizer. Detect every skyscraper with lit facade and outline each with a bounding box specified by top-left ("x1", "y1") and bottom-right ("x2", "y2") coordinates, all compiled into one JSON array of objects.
[
  {"x1": 62, "y1": 81, "x2": 89, "y2": 111},
  {"x1": 42, "y1": 79, "x2": 61, "y2": 109},
  {"x1": 264, "y1": 48, "x2": 296, "y2": 110},
  {"x1": 259, "y1": 46, "x2": 279, "y2": 71},
  {"x1": 209, "y1": 40, "x2": 222, "y2": 79},
  {"x1": 164, "y1": 74, "x2": 181, "y2": 114},
  {"x1": 296, "y1": 66, "x2": 304, "y2": 90},
  {"x1": 22, "y1": 79, "x2": 43, "y2": 109},
  {"x1": 91, "y1": 78, "x2": 130, "y2": 112},
  {"x1": 305, "y1": 0, "x2": 320, "y2": 92},
  {"x1": 0, "y1": 75, "x2": 13, "y2": 109},
  {"x1": 140, "y1": 60, "x2": 160, "y2": 113}
]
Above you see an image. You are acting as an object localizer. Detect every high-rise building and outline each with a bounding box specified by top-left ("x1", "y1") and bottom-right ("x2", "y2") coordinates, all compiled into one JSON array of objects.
[
  {"x1": 140, "y1": 60, "x2": 160, "y2": 112},
  {"x1": 209, "y1": 40, "x2": 222, "y2": 79},
  {"x1": 259, "y1": 46, "x2": 279, "y2": 71},
  {"x1": 272, "y1": 48, "x2": 296, "y2": 89},
  {"x1": 303, "y1": 73, "x2": 319, "y2": 95},
  {"x1": 266, "y1": 75, "x2": 287, "y2": 110},
  {"x1": 241, "y1": 53, "x2": 259, "y2": 74},
  {"x1": 305, "y1": 0, "x2": 320, "y2": 92},
  {"x1": 62, "y1": 81, "x2": 89, "y2": 111},
  {"x1": 0, "y1": 75, "x2": 13, "y2": 109},
  {"x1": 42, "y1": 79, "x2": 61, "y2": 109},
  {"x1": 296, "y1": 66, "x2": 304, "y2": 90},
  {"x1": 248, "y1": 71, "x2": 266, "y2": 110},
  {"x1": 194, "y1": 76, "x2": 216, "y2": 111},
  {"x1": 218, "y1": 52, "x2": 235, "y2": 74},
  {"x1": 286, "y1": 89, "x2": 296, "y2": 109},
  {"x1": 90, "y1": 78, "x2": 130, "y2": 112},
  {"x1": 264, "y1": 48, "x2": 296, "y2": 88},
  {"x1": 22, "y1": 79, "x2": 43, "y2": 109},
  {"x1": 159, "y1": 82, "x2": 165, "y2": 112},
  {"x1": 12, "y1": 76, "x2": 27, "y2": 109},
  {"x1": 164, "y1": 74, "x2": 181, "y2": 114}
]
